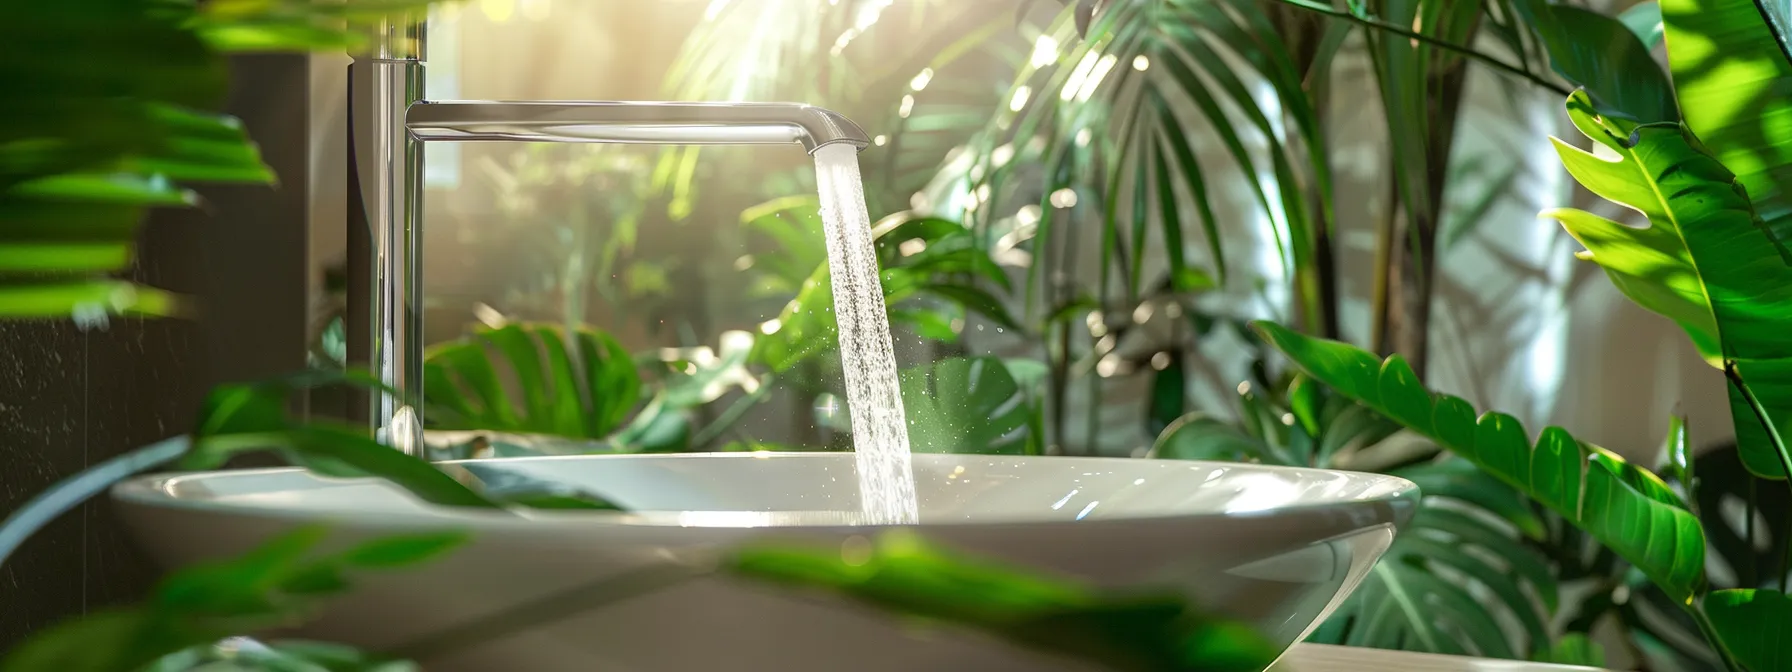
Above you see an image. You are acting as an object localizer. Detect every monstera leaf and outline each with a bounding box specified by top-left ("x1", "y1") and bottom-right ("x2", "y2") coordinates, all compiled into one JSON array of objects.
[
  {"x1": 1255, "y1": 322, "x2": 1708, "y2": 603},
  {"x1": 1543, "y1": 90, "x2": 1792, "y2": 480},
  {"x1": 1151, "y1": 381, "x2": 1550, "y2": 657},
  {"x1": 1662, "y1": 0, "x2": 1792, "y2": 247},
  {"x1": 899, "y1": 357, "x2": 1036, "y2": 455},
  {"x1": 1314, "y1": 502, "x2": 1555, "y2": 657},
  {"x1": 423, "y1": 323, "x2": 642, "y2": 440},
  {"x1": 1705, "y1": 589, "x2": 1792, "y2": 671},
  {"x1": 728, "y1": 531, "x2": 1277, "y2": 672},
  {"x1": 1309, "y1": 461, "x2": 1556, "y2": 657}
]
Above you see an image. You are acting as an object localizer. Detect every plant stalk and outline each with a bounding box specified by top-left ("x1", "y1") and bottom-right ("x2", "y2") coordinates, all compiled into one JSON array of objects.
[
  {"x1": 1265, "y1": 0, "x2": 1573, "y2": 97},
  {"x1": 1725, "y1": 360, "x2": 1792, "y2": 500},
  {"x1": 1687, "y1": 601, "x2": 1747, "y2": 672},
  {"x1": 1727, "y1": 359, "x2": 1792, "y2": 593}
]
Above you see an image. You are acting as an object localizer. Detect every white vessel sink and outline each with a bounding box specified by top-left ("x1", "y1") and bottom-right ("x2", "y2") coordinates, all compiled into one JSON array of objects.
[{"x1": 113, "y1": 453, "x2": 1417, "y2": 671}]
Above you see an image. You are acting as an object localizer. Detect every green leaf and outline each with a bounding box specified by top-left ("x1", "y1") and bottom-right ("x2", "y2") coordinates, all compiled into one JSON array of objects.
[
  {"x1": 1661, "y1": 0, "x2": 1792, "y2": 249},
  {"x1": 727, "y1": 531, "x2": 1278, "y2": 672},
  {"x1": 154, "y1": 526, "x2": 332, "y2": 616},
  {"x1": 889, "y1": 307, "x2": 961, "y2": 341},
  {"x1": 423, "y1": 323, "x2": 643, "y2": 440},
  {"x1": 1706, "y1": 589, "x2": 1792, "y2": 671},
  {"x1": 1516, "y1": 0, "x2": 1679, "y2": 122},
  {"x1": 1398, "y1": 459, "x2": 1549, "y2": 544},
  {"x1": 917, "y1": 284, "x2": 1022, "y2": 332},
  {"x1": 1151, "y1": 412, "x2": 1281, "y2": 464},
  {"x1": 0, "y1": 280, "x2": 185, "y2": 319},
  {"x1": 190, "y1": 427, "x2": 501, "y2": 509},
  {"x1": 194, "y1": 0, "x2": 436, "y2": 52},
  {"x1": 1311, "y1": 471, "x2": 1553, "y2": 657},
  {"x1": 6, "y1": 523, "x2": 460, "y2": 672},
  {"x1": 899, "y1": 358, "x2": 1034, "y2": 455},
  {"x1": 0, "y1": 608, "x2": 181, "y2": 672},
  {"x1": 1255, "y1": 321, "x2": 1709, "y2": 603},
  {"x1": 1659, "y1": 412, "x2": 1695, "y2": 492},
  {"x1": 983, "y1": 0, "x2": 1333, "y2": 330},
  {"x1": 339, "y1": 533, "x2": 468, "y2": 569},
  {"x1": 1533, "y1": 633, "x2": 1608, "y2": 667},
  {"x1": 1542, "y1": 90, "x2": 1792, "y2": 479},
  {"x1": 655, "y1": 331, "x2": 756, "y2": 409}
]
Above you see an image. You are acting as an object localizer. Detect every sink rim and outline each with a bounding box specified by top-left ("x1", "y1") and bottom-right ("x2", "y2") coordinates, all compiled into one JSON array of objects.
[{"x1": 112, "y1": 452, "x2": 1419, "y2": 531}]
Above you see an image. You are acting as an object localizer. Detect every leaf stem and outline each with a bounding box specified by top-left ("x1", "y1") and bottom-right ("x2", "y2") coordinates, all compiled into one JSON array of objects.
[
  {"x1": 1725, "y1": 360, "x2": 1792, "y2": 593},
  {"x1": 1264, "y1": 0, "x2": 1574, "y2": 98},
  {"x1": 1724, "y1": 360, "x2": 1792, "y2": 495},
  {"x1": 1687, "y1": 601, "x2": 1747, "y2": 672}
]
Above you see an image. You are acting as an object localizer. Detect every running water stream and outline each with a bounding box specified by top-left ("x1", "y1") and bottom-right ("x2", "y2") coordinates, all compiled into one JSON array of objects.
[{"x1": 811, "y1": 143, "x2": 920, "y2": 525}]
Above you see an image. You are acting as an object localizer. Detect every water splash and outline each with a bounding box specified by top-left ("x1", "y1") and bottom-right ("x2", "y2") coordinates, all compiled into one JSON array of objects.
[{"x1": 812, "y1": 143, "x2": 919, "y2": 525}]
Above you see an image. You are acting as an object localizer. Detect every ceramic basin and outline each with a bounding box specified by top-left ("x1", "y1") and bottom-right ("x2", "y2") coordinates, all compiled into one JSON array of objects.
[{"x1": 113, "y1": 452, "x2": 1418, "y2": 671}]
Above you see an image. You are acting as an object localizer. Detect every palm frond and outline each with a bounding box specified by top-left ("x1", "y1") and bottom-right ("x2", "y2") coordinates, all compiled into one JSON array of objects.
[{"x1": 969, "y1": 0, "x2": 1335, "y2": 332}]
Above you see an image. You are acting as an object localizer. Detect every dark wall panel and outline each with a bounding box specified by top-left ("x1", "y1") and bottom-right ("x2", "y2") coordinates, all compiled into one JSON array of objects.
[{"x1": 0, "y1": 54, "x2": 313, "y2": 649}]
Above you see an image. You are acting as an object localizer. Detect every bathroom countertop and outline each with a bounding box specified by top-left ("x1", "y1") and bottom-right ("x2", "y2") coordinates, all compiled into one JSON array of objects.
[{"x1": 1274, "y1": 644, "x2": 1610, "y2": 671}]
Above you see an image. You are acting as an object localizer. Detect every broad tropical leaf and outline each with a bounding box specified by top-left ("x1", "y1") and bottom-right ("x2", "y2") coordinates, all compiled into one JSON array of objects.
[
  {"x1": 899, "y1": 357, "x2": 1036, "y2": 455},
  {"x1": 1308, "y1": 474, "x2": 1555, "y2": 658},
  {"x1": 1515, "y1": 0, "x2": 1678, "y2": 123},
  {"x1": 1154, "y1": 372, "x2": 1403, "y2": 470},
  {"x1": 1705, "y1": 589, "x2": 1792, "y2": 671},
  {"x1": 1152, "y1": 384, "x2": 1548, "y2": 657},
  {"x1": 1316, "y1": 513, "x2": 1543, "y2": 657},
  {"x1": 1543, "y1": 90, "x2": 1792, "y2": 480},
  {"x1": 1532, "y1": 633, "x2": 1608, "y2": 668},
  {"x1": 1662, "y1": 0, "x2": 1792, "y2": 247},
  {"x1": 423, "y1": 323, "x2": 642, "y2": 440},
  {"x1": 728, "y1": 531, "x2": 1278, "y2": 672},
  {"x1": 1254, "y1": 321, "x2": 1709, "y2": 602}
]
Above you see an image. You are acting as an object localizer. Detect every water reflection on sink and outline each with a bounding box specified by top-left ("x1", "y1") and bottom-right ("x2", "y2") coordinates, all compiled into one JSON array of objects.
[{"x1": 114, "y1": 452, "x2": 1417, "y2": 671}]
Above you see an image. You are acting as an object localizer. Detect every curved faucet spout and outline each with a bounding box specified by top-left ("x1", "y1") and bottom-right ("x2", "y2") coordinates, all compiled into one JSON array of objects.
[{"x1": 406, "y1": 100, "x2": 870, "y2": 154}]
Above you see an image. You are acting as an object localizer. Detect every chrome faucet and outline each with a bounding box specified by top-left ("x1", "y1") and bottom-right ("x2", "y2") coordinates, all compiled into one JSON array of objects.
[{"x1": 349, "y1": 14, "x2": 869, "y2": 456}]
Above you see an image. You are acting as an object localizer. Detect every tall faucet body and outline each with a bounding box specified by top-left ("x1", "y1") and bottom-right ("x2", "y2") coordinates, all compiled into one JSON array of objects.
[{"x1": 350, "y1": 16, "x2": 868, "y2": 456}]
